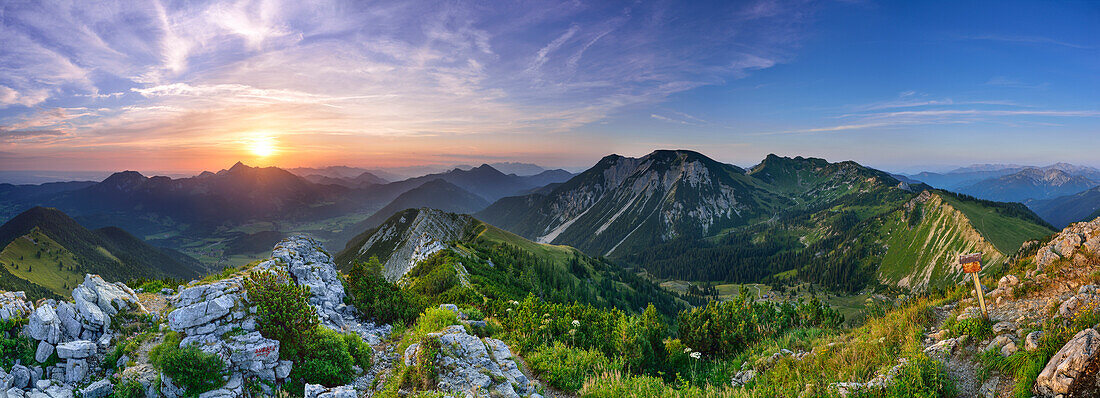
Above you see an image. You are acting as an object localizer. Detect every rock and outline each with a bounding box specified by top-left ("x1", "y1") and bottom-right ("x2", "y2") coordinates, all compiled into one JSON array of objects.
[
  {"x1": 1027, "y1": 331, "x2": 1044, "y2": 352},
  {"x1": 958, "y1": 306, "x2": 983, "y2": 321},
  {"x1": 34, "y1": 341, "x2": 54, "y2": 363},
  {"x1": 1001, "y1": 341, "x2": 1018, "y2": 357},
  {"x1": 64, "y1": 359, "x2": 87, "y2": 384},
  {"x1": 304, "y1": 384, "x2": 357, "y2": 398},
  {"x1": 731, "y1": 369, "x2": 756, "y2": 387},
  {"x1": 275, "y1": 360, "x2": 293, "y2": 379},
  {"x1": 986, "y1": 335, "x2": 1014, "y2": 353},
  {"x1": 929, "y1": 329, "x2": 950, "y2": 341},
  {"x1": 27, "y1": 304, "x2": 61, "y2": 344},
  {"x1": 54, "y1": 302, "x2": 81, "y2": 342},
  {"x1": 10, "y1": 365, "x2": 30, "y2": 389},
  {"x1": 82, "y1": 379, "x2": 113, "y2": 398},
  {"x1": 7, "y1": 387, "x2": 24, "y2": 398},
  {"x1": 1036, "y1": 328, "x2": 1100, "y2": 396},
  {"x1": 35, "y1": 379, "x2": 51, "y2": 391},
  {"x1": 0, "y1": 291, "x2": 32, "y2": 321},
  {"x1": 992, "y1": 321, "x2": 1017, "y2": 335},
  {"x1": 425, "y1": 323, "x2": 538, "y2": 397},
  {"x1": 440, "y1": 303, "x2": 459, "y2": 314},
  {"x1": 56, "y1": 340, "x2": 96, "y2": 359}
]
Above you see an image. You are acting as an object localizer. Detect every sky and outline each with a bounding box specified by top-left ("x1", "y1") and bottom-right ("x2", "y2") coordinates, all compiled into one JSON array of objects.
[{"x1": 0, "y1": 0, "x2": 1097, "y2": 176}]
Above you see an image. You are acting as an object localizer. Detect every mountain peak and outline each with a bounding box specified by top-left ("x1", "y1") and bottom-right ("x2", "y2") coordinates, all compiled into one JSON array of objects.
[
  {"x1": 100, "y1": 170, "x2": 147, "y2": 188},
  {"x1": 228, "y1": 161, "x2": 250, "y2": 172}
]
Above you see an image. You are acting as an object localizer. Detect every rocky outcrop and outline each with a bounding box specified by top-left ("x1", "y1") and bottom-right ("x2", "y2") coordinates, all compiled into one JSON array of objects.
[
  {"x1": 0, "y1": 291, "x2": 32, "y2": 320},
  {"x1": 163, "y1": 235, "x2": 387, "y2": 396},
  {"x1": 404, "y1": 305, "x2": 538, "y2": 398},
  {"x1": 1035, "y1": 218, "x2": 1100, "y2": 270},
  {"x1": 1036, "y1": 328, "x2": 1100, "y2": 397},
  {"x1": 344, "y1": 208, "x2": 474, "y2": 281}
]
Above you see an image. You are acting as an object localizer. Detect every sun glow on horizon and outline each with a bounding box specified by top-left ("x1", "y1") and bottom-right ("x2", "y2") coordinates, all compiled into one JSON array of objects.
[{"x1": 248, "y1": 135, "x2": 278, "y2": 158}]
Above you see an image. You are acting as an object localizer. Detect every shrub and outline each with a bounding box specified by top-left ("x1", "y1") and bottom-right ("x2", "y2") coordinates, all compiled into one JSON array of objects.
[
  {"x1": 346, "y1": 257, "x2": 419, "y2": 324},
  {"x1": 343, "y1": 332, "x2": 373, "y2": 370},
  {"x1": 290, "y1": 327, "x2": 355, "y2": 389},
  {"x1": 529, "y1": 342, "x2": 620, "y2": 392},
  {"x1": 457, "y1": 305, "x2": 484, "y2": 321},
  {"x1": 677, "y1": 293, "x2": 842, "y2": 359},
  {"x1": 949, "y1": 317, "x2": 993, "y2": 341},
  {"x1": 243, "y1": 269, "x2": 319, "y2": 358},
  {"x1": 579, "y1": 372, "x2": 714, "y2": 398},
  {"x1": 151, "y1": 340, "x2": 227, "y2": 395},
  {"x1": 0, "y1": 318, "x2": 35, "y2": 369},
  {"x1": 112, "y1": 377, "x2": 146, "y2": 398}
]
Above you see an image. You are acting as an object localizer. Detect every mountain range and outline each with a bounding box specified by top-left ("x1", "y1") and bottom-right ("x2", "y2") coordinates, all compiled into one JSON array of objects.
[
  {"x1": 0, "y1": 207, "x2": 206, "y2": 299},
  {"x1": 479, "y1": 150, "x2": 1054, "y2": 291}
]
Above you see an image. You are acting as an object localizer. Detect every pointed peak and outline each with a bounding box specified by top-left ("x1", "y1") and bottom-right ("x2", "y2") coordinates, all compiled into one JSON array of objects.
[
  {"x1": 229, "y1": 161, "x2": 250, "y2": 172},
  {"x1": 101, "y1": 170, "x2": 147, "y2": 185}
]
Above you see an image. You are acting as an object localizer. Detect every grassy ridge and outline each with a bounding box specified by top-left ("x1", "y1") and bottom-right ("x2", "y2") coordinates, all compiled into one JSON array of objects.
[
  {"x1": 938, "y1": 193, "x2": 1055, "y2": 254},
  {"x1": 0, "y1": 228, "x2": 86, "y2": 296}
]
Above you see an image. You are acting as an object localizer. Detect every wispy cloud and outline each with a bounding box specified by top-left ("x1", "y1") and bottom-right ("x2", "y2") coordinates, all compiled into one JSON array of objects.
[{"x1": 962, "y1": 34, "x2": 1093, "y2": 50}]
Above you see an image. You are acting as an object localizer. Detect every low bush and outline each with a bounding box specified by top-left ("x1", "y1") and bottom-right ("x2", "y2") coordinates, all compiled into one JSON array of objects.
[
  {"x1": 111, "y1": 377, "x2": 146, "y2": 398},
  {"x1": 528, "y1": 342, "x2": 621, "y2": 392},
  {"x1": 343, "y1": 332, "x2": 373, "y2": 370},
  {"x1": 578, "y1": 372, "x2": 720, "y2": 398},
  {"x1": 346, "y1": 257, "x2": 420, "y2": 324},
  {"x1": 150, "y1": 337, "x2": 227, "y2": 395},
  {"x1": 290, "y1": 327, "x2": 355, "y2": 389},
  {"x1": 0, "y1": 318, "x2": 35, "y2": 369},
  {"x1": 947, "y1": 317, "x2": 993, "y2": 341},
  {"x1": 243, "y1": 269, "x2": 319, "y2": 359}
]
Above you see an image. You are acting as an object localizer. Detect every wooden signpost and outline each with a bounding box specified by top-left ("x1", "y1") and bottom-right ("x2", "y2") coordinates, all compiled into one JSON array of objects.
[{"x1": 960, "y1": 253, "x2": 987, "y2": 319}]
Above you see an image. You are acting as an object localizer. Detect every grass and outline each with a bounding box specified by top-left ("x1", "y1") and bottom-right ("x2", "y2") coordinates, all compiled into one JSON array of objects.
[
  {"x1": 473, "y1": 221, "x2": 577, "y2": 264},
  {"x1": 938, "y1": 194, "x2": 1054, "y2": 254},
  {"x1": 0, "y1": 228, "x2": 86, "y2": 296}
]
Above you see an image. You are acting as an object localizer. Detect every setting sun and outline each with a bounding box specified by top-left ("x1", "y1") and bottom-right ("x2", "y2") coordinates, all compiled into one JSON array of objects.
[{"x1": 249, "y1": 136, "x2": 278, "y2": 158}]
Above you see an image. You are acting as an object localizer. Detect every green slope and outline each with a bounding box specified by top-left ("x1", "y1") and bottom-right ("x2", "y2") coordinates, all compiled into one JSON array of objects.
[
  {"x1": 0, "y1": 207, "x2": 206, "y2": 298},
  {"x1": 937, "y1": 192, "x2": 1055, "y2": 253}
]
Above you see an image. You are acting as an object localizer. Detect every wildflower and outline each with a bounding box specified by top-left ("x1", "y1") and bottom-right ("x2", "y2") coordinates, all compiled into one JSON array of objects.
[
  {"x1": 571, "y1": 319, "x2": 580, "y2": 327},
  {"x1": 684, "y1": 347, "x2": 692, "y2": 354},
  {"x1": 511, "y1": 300, "x2": 519, "y2": 305},
  {"x1": 506, "y1": 308, "x2": 512, "y2": 312},
  {"x1": 690, "y1": 351, "x2": 702, "y2": 360}
]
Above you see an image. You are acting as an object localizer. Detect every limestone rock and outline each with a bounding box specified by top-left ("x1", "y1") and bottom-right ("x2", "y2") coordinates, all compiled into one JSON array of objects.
[
  {"x1": 56, "y1": 340, "x2": 96, "y2": 359},
  {"x1": 1035, "y1": 328, "x2": 1100, "y2": 396},
  {"x1": 1027, "y1": 331, "x2": 1044, "y2": 352},
  {"x1": 64, "y1": 359, "x2": 87, "y2": 384},
  {"x1": 10, "y1": 365, "x2": 30, "y2": 389},
  {"x1": 0, "y1": 291, "x2": 31, "y2": 320},
  {"x1": 1001, "y1": 341, "x2": 1018, "y2": 357},
  {"x1": 34, "y1": 341, "x2": 54, "y2": 363},
  {"x1": 81, "y1": 379, "x2": 113, "y2": 398},
  {"x1": 304, "y1": 384, "x2": 357, "y2": 398},
  {"x1": 417, "y1": 323, "x2": 538, "y2": 397}
]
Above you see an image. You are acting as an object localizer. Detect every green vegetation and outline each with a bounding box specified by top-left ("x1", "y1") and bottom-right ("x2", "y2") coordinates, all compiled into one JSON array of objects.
[
  {"x1": 0, "y1": 318, "x2": 35, "y2": 370},
  {"x1": 243, "y1": 267, "x2": 373, "y2": 392},
  {"x1": 528, "y1": 342, "x2": 621, "y2": 392},
  {"x1": 677, "y1": 294, "x2": 843, "y2": 358},
  {"x1": 938, "y1": 192, "x2": 1055, "y2": 253},
  {"x1": 149, "y1": 331, "x2": 228, "y2": 395},
  {"x1": 346, "y1": 257, "x2": 420, "y2": 324}
]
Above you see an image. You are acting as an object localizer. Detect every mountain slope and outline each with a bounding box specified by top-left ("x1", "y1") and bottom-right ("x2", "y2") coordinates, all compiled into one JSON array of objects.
[
  {"x1": 0, "y1": 207, "x2": 206, "y2": 298},
  {"x1": 957, "y1": 168, "x2": 1097, "y2": 202},
  {"x1": 478, "y1": 150, "x2": 786, "y2": 257},
  {"x1": 1029, "y1": 186, "x2": 1100, "y2": 228},
  {"x1": 335, "y1": 208, "x2": 689, "y2": 315},
  {"x1": 385, "y1": 164, "x2": 571, "y2": 203}
]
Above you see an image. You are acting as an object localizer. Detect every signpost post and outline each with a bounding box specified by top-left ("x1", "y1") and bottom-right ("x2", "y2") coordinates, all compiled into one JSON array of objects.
[{"x1": 960, "y1": 253, "x2": 987, "y2": 319}]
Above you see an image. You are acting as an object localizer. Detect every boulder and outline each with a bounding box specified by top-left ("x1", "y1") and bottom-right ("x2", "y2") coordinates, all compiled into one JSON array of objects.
[
  {"x1": 992, "y1": 321, "x2": 1017, "y2": 335},
  {"x1": 1035, "y1": 328, "x2": 1100, "y2": 396},
  {"x1": 986, "y1": 335, "x2": 1014, "y2": 353},
  {"x1": 34, "y1": 341, "x2": 54, "y2": 363},
  {"x1": 81, "y1": 378, "x2": 113, "y2": 398},
  {"x1": 425, "y1": 324, "x2": 538, "y2": 397},
  {"x1": 54, "y1": 302, "x2": 81, "y2": 342},
  {"x1": 1026, "y1": 331, "x2": 1044, "y2": 352},
  {"x1": 10, "y1": 365, "x2": 30, "y2": 389},
  {"x1": 64, "y1": 359, "x2": 87, "y2": 384},
  {"x1": 304, "y1": 384, "x2": 357, "y2": 398},
  {"x1": 1001, "y1": 341, "x2": 1018, "y2": 357},
  {"x1": 56, "y1": 340, "x2": 96, "y2": 359},
  {"x1": 27, "y1": 304, "x2": 61, "y2": 344}
]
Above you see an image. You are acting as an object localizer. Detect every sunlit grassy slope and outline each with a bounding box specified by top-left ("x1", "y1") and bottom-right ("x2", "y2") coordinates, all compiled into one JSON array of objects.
[{"x1": 0, "y1": 227, "x2": 87, "y2": 296}]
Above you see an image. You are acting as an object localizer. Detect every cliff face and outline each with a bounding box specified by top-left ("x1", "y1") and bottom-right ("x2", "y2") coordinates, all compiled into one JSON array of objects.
[{"x1": 336, "y1": 208, "x2": 474, "y2": 281}]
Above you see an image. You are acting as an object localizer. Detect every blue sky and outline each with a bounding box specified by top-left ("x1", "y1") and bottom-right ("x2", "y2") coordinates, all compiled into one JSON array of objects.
[{"x1": 0, "y1": 0, "x2": 1097, "y2": 174}]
